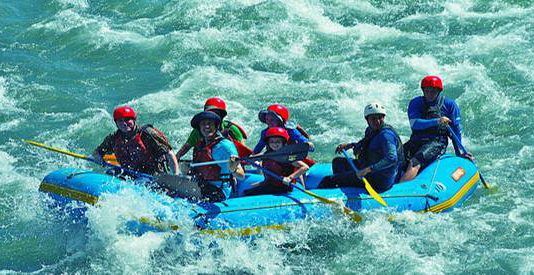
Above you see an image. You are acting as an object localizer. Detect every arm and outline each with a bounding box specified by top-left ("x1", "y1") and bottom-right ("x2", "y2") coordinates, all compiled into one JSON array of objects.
[
  {"x1": 369, "y1": 134, "x2": 398, "y2": 172},
  {"x1": 335, "y1": 141, "x2": 362, "y2": 154},
  {"x1": 176, "y1": 129, "x2": 200, "y2": 159},
  {"x1": 360, "y1": 132, "x2": 398, "y2": 177},
  {"x1": 216, "y1": 139, "x2": 245, "y2": 180},
  {"x1": 253, "y1": 129, "x2": 267, "y2": 154},
  {"x1": 165, "y1": 150, "x2": 179, "y2": 175},
  {"x1": 226, "y1": 124, "x2": 244, "y2": 142},
  {"x1": 92, "y1": 134, "x2": 114, "y2": 163},
  {"x1": 141, "y1": 127, "x2": 179, "y2": 174},
  {"x1": 284, "y1": 160, "x2": 309, "y2": 186},
  {"x1": 229, "y1": 156, "x2": 245, "y2": 179},
  {"x1": 175, "y1": 143, "x2": 193, "y2": 160},
  {"x1": 288, "y1": 128, "x2": 309, "y2": 143},
  {"x1": 408, "y1": 98, "x2": 441, "y2": 131}
]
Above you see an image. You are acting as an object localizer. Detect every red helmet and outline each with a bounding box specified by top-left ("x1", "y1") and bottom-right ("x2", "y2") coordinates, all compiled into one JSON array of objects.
[
  {"x1": 421, "y1": 75, "x2": 443, "y2": 91},
  {"x1": 204, "y1": 97, "x2": 227, "y2": 118},
  {"x1": 264, "y1": 127, "x2": 290, "y2": 142},
  {"x1": 267, "y1": 104, "x2": 289, "y2": 123},
  {"x1": 113, "y1": 106, "x2": 137, "y2": 121}
]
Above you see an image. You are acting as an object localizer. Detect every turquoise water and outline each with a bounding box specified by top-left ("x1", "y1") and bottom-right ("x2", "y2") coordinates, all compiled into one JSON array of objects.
[{"x1": 1, "y1": 0, "x2": 534, "y2": 273}]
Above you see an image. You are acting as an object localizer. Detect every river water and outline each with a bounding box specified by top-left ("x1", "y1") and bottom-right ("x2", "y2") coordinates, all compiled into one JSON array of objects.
[{"x1": 1, "y1": 0, "x2": 534, "y2": 273}]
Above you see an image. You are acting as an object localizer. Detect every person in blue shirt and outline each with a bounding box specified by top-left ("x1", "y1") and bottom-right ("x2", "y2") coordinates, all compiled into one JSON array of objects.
[
  {"x1": 399, "y1": 75, "x2": 473, "y2": 182},
  {"x1": 318, "y1": 103, "x2": 404, "y2": 193},
  {"x1": 253, "y1": 104, "x2": 316, "y2": 166},
  {"x1": 189, "y1": 111, "x2": 245, "y2": 202}
]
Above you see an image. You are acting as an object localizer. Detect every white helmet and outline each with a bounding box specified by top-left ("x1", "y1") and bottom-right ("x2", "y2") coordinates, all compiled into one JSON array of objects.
[{"x1": 364, "y1": 102, "x2": 386, "y2": 118}]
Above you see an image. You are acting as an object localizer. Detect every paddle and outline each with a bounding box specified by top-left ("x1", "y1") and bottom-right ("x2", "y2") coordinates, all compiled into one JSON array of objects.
[
  {"x1": 446, "y1": 126, "x2": 491, "y2": 189},
  {"x1": 155, "y1": 174, "x2": 203, "y2": 199},
  {"x1": 24, "y1": 139, "x2": 156, "y2": 180},
  {"x1": 105, "y1": 154, "x2": 196, "y2": 164},
  {"x1": 341, "y1": 149, "x2": 388, "y2": 207},
  {"x1": 190, "y1": 143, "x2": 310, "y2": 168},
  {"x1": 243, "y1": 158, "x2": 362, "y2": 222}
]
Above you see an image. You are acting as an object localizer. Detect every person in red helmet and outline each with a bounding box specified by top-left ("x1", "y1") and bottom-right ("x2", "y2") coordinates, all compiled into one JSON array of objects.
[
  {"x1": 399, "y1": 76, "x2": 472, "y2": 182},
  {"x1": 92, "y1": 106, "x2": 179, "y2": 176},
  {"x1": 253, "y1": 103, "x2": 315, "y2": 166},
  {"x1": 244, "y1": 127, "x2": 309, "y2": 196},
  {"x1": 175, "y1": 97, "x2": 251, "y2": 160}
]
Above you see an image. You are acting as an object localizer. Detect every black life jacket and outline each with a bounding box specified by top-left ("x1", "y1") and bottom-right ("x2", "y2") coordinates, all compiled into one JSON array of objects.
[
  {"x1": 411, "y1": 95, "x2": 448, "y2": 139},
  {"x1": 111, "y1": 125, "x2": 166, "y2": 174},
  {"x1": 355, "y1": 124, "x2": 405, "y2": 170}
]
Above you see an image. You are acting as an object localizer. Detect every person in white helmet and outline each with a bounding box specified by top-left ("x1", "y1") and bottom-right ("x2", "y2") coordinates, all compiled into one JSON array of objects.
[{"x1": 318, "y1": 103, "x2": 405, "y2": 192}]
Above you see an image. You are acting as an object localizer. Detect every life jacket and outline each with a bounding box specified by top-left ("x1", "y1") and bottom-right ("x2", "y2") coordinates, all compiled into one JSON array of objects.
[
  {"x1": 281, "y1": 121, "x2": 315, "y2": 166},
  {"x1": 222, "y1": 120, "x2": 249, "y2": 139},
  {"x1": 262, "y1": 158, "x2": 295, "y2": 187},
  {"x1": 111, "y1": 125, "x2": 166, "y2": 174},
  {"x1": 411, "y1": 95, "x2": 448, "y2": 140},
  {"x1": 295, "y1": 124, "x2": 310, "y2": 139},
  {"x1": 355, "y1": 124, "x2": 405, "y2": 170},
  {"x1": 284, "y1": 121, "x2": 311, "y2": 139},
  {"x1": 192, "y1": 136, "x2": 228, "y2": 182},
  {"x1": 221, "y1": 120, "x2": 253, "y2": 157}
]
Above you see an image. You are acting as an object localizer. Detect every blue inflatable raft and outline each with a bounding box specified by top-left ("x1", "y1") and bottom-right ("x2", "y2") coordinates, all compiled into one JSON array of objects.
[{"x1": 39, "y1": 154, "x2": 480, "y2": 236}]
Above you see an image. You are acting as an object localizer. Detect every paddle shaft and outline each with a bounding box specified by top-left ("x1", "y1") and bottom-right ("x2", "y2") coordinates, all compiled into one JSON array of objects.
[
  {"x1": 243, "y1": 158, "x2": 362, "y2": 222},
  {"x1": 189, "y1": 153, "x2": 293, "y2": 167},
  {"x1": 446, "y1": 126, "x2": 490, "y2": 189},
  {"x1": 24, "y1": 139, "x2": 155, "y2": 180},
  {"x1": 341, "y1": 149, "x2": 388, "y2": 207},
  {"x1": 190, "y1": 143, "x2": 310, "y2": 168}
]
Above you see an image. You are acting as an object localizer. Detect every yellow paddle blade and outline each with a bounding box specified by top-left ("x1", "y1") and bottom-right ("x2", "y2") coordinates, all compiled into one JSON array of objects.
[
  {"x1": 479, "y1": 173, "x2": 491, "y2": 189},
  {"x1": 24, "y1": 139, "x2": 89, "y2": 160},
  {"x1": 363, "y1": 177, "x2": 388, "y2": 207},
  {"x1": 302, "y1": 189, "x2": 362, "y2": 222}
]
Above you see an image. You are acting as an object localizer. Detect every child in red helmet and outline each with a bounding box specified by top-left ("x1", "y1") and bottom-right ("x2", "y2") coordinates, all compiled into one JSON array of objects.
[
  {"x1": 244, "y1": 127, "x2": 309, "y2": 196},
  {"x1": 253, "y1": 104, "x2": 315, "y2": 166}
]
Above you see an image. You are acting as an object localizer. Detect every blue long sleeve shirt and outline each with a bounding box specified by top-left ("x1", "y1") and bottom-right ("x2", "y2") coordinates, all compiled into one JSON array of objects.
[
  {"x1": 408, "y1": 96, "x2": 463, "y2": 144},
  {"x1": 358, "y1": 127, "x2": 402, "y2": 190}
]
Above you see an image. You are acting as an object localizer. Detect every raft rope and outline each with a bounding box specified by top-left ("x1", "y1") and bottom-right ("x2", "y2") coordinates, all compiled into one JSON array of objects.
[{"x1": 424, "y1": 156, "x2": 442, "y2": 210}]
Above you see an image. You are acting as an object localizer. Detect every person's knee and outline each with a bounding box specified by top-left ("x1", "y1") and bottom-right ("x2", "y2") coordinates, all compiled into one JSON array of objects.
[
  {"x1": 399, "y1": 160, "x2": 421, "y2": 182},
  {"x1": 332, "y1": 157, "x2": 350, "y2": 173}
]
